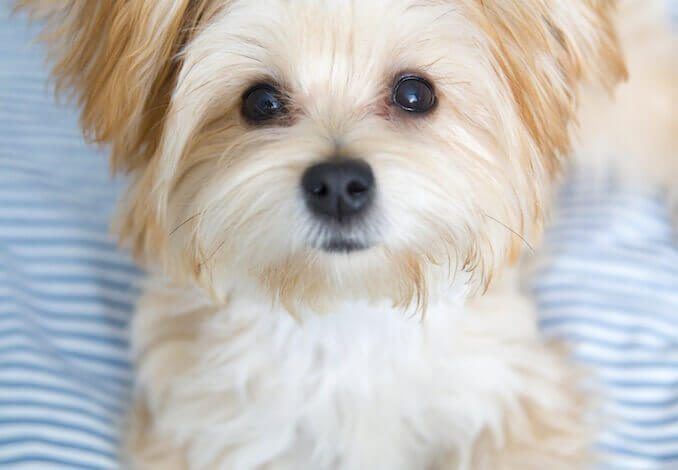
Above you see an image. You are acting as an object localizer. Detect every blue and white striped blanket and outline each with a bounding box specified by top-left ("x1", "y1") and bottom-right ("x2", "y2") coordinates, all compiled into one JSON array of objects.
[{"x1": 1, "y1": 3, "x2": 676, "y2": 469}]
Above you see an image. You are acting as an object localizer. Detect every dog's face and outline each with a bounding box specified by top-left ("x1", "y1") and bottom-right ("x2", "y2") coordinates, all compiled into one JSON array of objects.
[{"x1": 26, "y1": 0, "x2": 624, "y2": 309}]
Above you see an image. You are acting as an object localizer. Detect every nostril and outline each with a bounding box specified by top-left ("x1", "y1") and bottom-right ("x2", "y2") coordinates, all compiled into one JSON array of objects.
[
  {"x1": 346, "y1": 180, "x2": 368, "y2": 197},
  {"x1": 302, "y1": 166, "x2": 333, "y2": 203},
  {"x1": 311, "y1": 183, "x2": 329, "y2": 197}
]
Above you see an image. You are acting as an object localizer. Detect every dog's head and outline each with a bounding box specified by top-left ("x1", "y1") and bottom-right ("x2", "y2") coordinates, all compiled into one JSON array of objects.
[{"x1": 23, "y1": 0, "x2": 625, "y2": 310}]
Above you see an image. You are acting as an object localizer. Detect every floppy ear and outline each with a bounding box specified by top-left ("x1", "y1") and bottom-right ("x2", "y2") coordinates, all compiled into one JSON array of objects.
[
  {"x1": 16, "y1": 0, "x2": 216, "y2": 173},
  {"x1": 470, "y1": 0, "x2": 627, "y2": 172}
]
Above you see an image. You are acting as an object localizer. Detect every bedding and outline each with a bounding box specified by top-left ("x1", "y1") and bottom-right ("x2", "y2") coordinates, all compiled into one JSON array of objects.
[{"x1": 0, "y1": 3, "x2": 676, "y2": 469}]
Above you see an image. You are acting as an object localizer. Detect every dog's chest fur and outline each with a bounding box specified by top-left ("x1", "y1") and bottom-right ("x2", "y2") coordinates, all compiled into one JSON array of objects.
[{"x1": 131, "y1": 278, "x2": 556, "y2": 469}]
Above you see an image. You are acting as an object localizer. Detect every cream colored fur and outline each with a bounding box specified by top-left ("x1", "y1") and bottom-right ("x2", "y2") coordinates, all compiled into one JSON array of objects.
[
  {"x1": 17, "y1": 0, "x2": 675, "y2": 468},
  {"x1": 575, "y1": 0, "x2": 677, "y2": 214},
  {"x1": 127, "y1": 273, "x2": 591, "y2": 469}
]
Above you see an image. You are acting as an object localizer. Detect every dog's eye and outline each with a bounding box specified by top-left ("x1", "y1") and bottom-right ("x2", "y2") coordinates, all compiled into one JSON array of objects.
[
  {"x1": 242, "y1": 84, "x2": 285, "y2": 123},
  {"x1": 392, "y1": 75, "x2": 436, "y2": 114}
]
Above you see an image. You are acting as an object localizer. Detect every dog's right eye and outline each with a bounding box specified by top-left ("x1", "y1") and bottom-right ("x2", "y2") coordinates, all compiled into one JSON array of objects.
[
  {"x1": 242, "y1": 84, "x2": 285, "y2": 123},
  {"x1": 392, "y1": 75, "x2": 436, "y2": 114}
]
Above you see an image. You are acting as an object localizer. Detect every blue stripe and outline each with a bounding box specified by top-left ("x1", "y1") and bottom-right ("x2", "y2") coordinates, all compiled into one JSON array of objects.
[
  {"x1": 0, "y1": 343, "x2": 131, "y2": 372},
  {"x1": 0, "y1": 363, "x2": 131, "y2": 390},
  {"x1": 614, "y1": 397, "x2": 678, "y2": 409},
  {"x1": 534, "y1": 270, "x2": 677, "y2": 293},
  {"x1": 538, "y1": 300, "x2": 677, "y2": 324},
  {"x1": 0, "y1": 256, "x2": 139, "y2": 275},
  {"x1": 0, "y1": 239, "x2": 121, "y2": 253},
  {"x1": 0, "y1": 401, "x2": 115, "y2": 428},
  {"x1": 602, "y1": 381, "x2": 678, "y2": 391},
  {"x1": 0, "y1": 383, "x2": 122, "y2": 414},
  {"x1": 543, "y1": 333, "x2": 673, "y2": 351},
  {"x1": 5, "y1": 275, "x2": 137, "y2": 294},
  {"x1": 0, "y1": 437, "x2": 116, "y2": 461},
  {"x1": 534, "y1": 284, "x2": 678, "y2": 306},
  {"x1": 575, "y1": 356, "x2": 678, "y2": 370},
  {"x1": 606, "y1": 414, "x2": 678, "y2": 427},
  {"x1": 610, "y1": 431, "x2": 678, "y2": 446},
  {"x1": 0, "y1": 419, "x2": 117, "y2": 444},
  {"x1": 0, "y1": 455, "x2": 108, "y2": 470},
  {"x1": 597, "y1": 444, "x2": 678, "y2": 463},
  {"x1": 540, "y1": 317, "x2": 678, "y2": 344},
  {"x1": 0, "y1": 218, "x2": 113, "y2": 231},
  {"x1": 0, "y1": 303, "x2": 129, "y2": 328},
  {"x1": 0, "y1": 288, "x2": 135, "y2": 313},
  {"x1": 0, "y1": 324, "x2": 129, "y2": 349},
  {"x1": 0, "y1": 200, "x2": 111, "y2": 211}
]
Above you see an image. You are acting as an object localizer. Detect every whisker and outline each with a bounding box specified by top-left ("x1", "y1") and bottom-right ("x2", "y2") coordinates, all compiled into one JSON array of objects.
[
  {"x1": 169, "y1": 212, "x2": 203, "y2": 237},
  {"x1": 199, "y1": 204, "x2": 277, "y2": 268},
  {"x1": 200, "y1": 238, "x2": 228, "y2": 268},
  {"x1": 482, "y1": 213, "x2": 535, "y2": 255}
]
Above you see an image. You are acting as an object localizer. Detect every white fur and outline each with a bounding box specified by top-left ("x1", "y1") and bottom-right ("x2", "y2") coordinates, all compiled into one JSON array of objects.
[{"x1": 130, "y1": 273, "x2": 585, "y2": 469}]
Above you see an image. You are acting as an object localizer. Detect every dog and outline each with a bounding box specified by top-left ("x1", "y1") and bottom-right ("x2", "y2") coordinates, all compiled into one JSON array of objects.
[{"x1": 18, "y1": 0, "x2": 676, "y2": 468}]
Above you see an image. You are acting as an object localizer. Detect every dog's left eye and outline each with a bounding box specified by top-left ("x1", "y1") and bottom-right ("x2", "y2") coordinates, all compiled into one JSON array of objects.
[
  {"x1": 392, "y1": 75, "x2": 436, "y2": 114},
  {"x1": 242, "y1": 84, "x2": 285, "y2": 123}
]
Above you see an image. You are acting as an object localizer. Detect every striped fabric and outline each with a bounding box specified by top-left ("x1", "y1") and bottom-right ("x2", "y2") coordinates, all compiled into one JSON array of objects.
[
  {"x1": 0, "y1": 5, "x2": 141, "y2": 469},
  {"x1": 1, "y1": 2, "x2": 676, "y2": 469},
  {"x1": 531, "y1": 177, "x2": 678, "y2": 470}
]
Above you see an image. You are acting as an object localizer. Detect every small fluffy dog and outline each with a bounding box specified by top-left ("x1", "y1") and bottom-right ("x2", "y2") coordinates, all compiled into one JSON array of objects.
[{"x1": 19, "y1": 0, "x2": 676, "y2": 468}]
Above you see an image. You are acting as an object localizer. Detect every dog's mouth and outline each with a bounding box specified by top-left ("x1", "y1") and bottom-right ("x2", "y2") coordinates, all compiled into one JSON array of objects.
[
  {"x1": 308, "y1": 223, "x2": 376, "y2": 254},
  {"x1": 307, "y1": 215, "x2": 381, "y2": 254},
  {"x1": 321, "y1": 237, "x2": 372, "y2": 253}
]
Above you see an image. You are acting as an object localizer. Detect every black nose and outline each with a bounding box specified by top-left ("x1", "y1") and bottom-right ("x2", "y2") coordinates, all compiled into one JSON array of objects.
[{"x1": 301, "y1": 159, "x2": 375, "y2": 222}]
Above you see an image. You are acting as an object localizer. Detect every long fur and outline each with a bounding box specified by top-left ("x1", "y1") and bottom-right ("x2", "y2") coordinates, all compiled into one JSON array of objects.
[
  {"x1": 574, "y1": 0, "x2": 677, "y2": 212},
  {"x1": 17, "y1": 0, "x2": 674, "y2": 468}
]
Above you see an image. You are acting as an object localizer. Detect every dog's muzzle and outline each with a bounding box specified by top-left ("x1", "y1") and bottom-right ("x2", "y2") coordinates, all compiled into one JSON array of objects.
[{"x1": 301, "y1": 158, "x2": 376, "y2": 253}]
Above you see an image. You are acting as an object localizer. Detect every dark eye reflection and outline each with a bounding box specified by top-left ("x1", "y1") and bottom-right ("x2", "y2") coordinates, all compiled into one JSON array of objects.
[
  {"x1": 392, "y1": 75, "x2": 437, "y2": 114},
  {"x1": 242, "y1": 84, "x2": 285, "y2": 123}
]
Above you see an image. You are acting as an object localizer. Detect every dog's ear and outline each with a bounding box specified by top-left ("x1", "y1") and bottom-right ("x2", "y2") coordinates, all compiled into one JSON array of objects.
[
  {"x1": 16, "y1": 0, "x2": 216, "y2": 173},
  {"x1": 470, "y1": 0, "x2": 627, "y2": 172}
]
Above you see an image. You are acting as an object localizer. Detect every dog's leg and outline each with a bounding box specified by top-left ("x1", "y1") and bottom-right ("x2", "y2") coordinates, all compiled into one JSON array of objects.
[
  {"x1": 123, "y1": 397, "x2": 189, "y2": 470},
  {"x1": 433, "y1": 273, "x2": 594, "y2": 470},
  {"x1": 122, "y1": 285, "x2": 215, "y2": 469},
  {"x1": 435, "y1": 350, "x2": 592, "y2": 470},
  {"x1": 469, "y1": 344, "x2": 592, "y2": 470}
]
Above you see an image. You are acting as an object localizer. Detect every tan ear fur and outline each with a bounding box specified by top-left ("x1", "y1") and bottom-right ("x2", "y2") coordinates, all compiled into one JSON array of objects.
[
  {"x1": 15, "y1": 0, "x2": 217, "y2": 173},
  {"x1": 468, "y1": 0, "x2": 626, "y2": 174}
]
